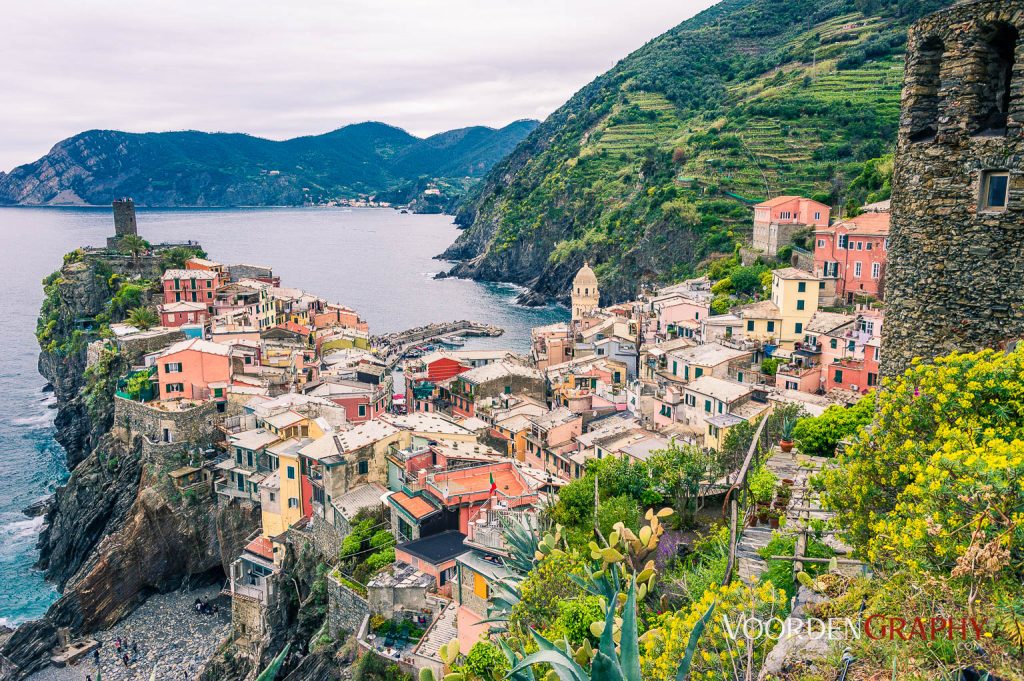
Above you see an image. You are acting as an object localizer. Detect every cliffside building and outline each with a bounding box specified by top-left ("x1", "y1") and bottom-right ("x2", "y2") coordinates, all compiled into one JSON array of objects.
[
  {"x1": 751, "y1": 196, "x2": 830, "y2": 257},
  {"x1": 883, "y1": 0, "x2": 1023, "y2": 376}
]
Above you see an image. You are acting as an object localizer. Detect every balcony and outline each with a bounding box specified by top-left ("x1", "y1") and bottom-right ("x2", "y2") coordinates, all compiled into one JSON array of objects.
[
  {"x1": 465, "y1": 508, "x2": 534, "y2": 556},
  {"x1": 215, "y1": 481, "x2": 260, "y2": 503}
]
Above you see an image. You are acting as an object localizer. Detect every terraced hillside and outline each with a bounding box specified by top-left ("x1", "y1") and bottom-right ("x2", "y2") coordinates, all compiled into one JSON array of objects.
[{"x1": 445, "y1": 0, "x2": 949, "y2": 304}]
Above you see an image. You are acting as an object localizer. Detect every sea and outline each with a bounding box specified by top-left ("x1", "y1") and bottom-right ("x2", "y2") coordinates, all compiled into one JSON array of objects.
[{"x1": 0, "y1": 206, "x2": 567, "y2": 626}]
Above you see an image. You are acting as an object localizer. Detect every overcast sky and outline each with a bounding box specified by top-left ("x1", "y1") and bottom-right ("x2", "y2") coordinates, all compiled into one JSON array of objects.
[{"x1": 0, "y1": 0, "x2": 718, "y2": 171}]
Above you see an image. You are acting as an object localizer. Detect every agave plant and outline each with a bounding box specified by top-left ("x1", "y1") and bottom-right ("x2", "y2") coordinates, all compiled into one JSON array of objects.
[
  {"x1": 507, "y1": 509, "x2": 717, "y2": 681},
  {"x1": 485, "y1": 514, "x2": 566, "y2": 628}
]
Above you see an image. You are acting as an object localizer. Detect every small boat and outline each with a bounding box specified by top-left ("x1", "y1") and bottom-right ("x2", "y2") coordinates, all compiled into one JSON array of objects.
[{"x1": 439, "y1": 335, "x2": 466, "y2": 347}]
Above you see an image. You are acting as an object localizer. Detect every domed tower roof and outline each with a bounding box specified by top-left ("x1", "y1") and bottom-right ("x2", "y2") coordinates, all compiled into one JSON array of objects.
[{"x1": 573, "y1": 262, "x2": 598, "y2": 287}]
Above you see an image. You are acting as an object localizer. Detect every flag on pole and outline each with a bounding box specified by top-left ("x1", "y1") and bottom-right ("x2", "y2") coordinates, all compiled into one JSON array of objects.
[{"x1": 489, "y1": 472, "x2": 496, "y2": 495}]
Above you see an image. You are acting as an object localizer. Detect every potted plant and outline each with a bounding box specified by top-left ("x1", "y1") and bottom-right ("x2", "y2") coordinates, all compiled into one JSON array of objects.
[
  {"x1": 748, "y1": 509, "x2": 759, "y2": 527},
  {"x1": 757, "y1": 507, "x2": 771, "y2": 526},
  {"x1": 777, "y1": 486, "x2": 793, "y2": 504},
  {"x1": 779, "y1": 416, "x2": 797, "y2": 453},
  {"x1": 768, "y1": 509, "x2": 781, "y2": 529}
]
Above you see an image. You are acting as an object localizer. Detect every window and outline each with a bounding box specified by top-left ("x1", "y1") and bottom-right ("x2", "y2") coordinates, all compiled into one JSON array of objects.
[
  {"x1": 830, "y1": 338, "x2": 838, "y2": 349},
  {"x1": 694, "y1": 367, "x2": 703, "y2": 378},
  {"x1": 884, "y1": 238, "x2": 889, "y2": 250},
  {"x1": 767, "y1": 321, "x2": 775, "y2": 333},
  {"x1": 786, "y1": 380, "x2": 798, "y2": 390},
  {"x1": 796, "y1": 300, "x2": 805, "y2": 311},
  {"x1": 358, "y1": 404, "x2": 367, "y2": 417},
  {"x1": 747, "y1": 320, "x2": 754, "y2": 331},
  {"x1": 288, "y1": 498, "x2": 299, "y2": 508},
  {"x1": 164, "y1": 362, "x2": 182, "y2": 373},
  {"x1": 166, "y1": 383, "x2": 184, "y2": 393},
  {"x1": 980, "y1": 171, "x2": 1010, "y2": 212},
  {"x1": 795, "y1": 323, "x2": 803, "y2": 334},
  {"x1": 357, "y1": 460, "x2": 369, "y2": 475},
  {"x1": 798, "y1": 282, "x2": 806, "y2": 293},
  {"x1": 871, "y1": 262, "x2": 881, "y2": 279},
  {"x1": 235, "y1": 448, "x2": 242, "y2": 464},
  {"x1": 973, "y1": 23, "x2": 1019, "y2": 134},
  {"x1": 854, "y1": 262, "x2": 862, "y2": 278},
  {"x1": 837, "y1": 234, "x2": 848, "y2": 249},
  {"x1": 817, "y1": 239, "x2": 825, "y2": 248},
  {"x1": 247, "y1": 451, "x2": 253, "y2": 467},
  {"x1": 269, "y1": 492, "x2": 276, "y2": 502},
  {"x1": 909, "y1": 35, "x2": 945, "y2": 142},
  {"x1": 672, "y1": 361, "x2": 678, "y2": 376},
  {"x1": 287, "y1": 465, "x2": 295, "y2": 480},
  {"x1": 704, "y1": 399, "x2": 712, "y2": 413},
  {"x1": 814, "y1": 211, "x2": 821, "y2": 220},
  {"x1": 834, "y1": 369, "x2": 844, "y2": 384},
  {"x1": 819, "y1": 282, "x2": 825, "y2": 290},
  {"x1": 685, "y1": 394, "x2": 696, "y2": 407},
  {"x1": 866, "y1": 242, "x2": 872, "y2": 251}
]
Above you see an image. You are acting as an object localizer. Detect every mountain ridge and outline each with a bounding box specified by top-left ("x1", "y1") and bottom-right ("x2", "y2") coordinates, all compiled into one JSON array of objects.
[{"x1": 0, "y1": 119, "x2": 539, "y2": 207}]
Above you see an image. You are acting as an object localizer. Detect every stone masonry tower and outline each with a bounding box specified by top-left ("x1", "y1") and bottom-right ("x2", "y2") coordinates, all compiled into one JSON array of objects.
[
  {"x1": 112, "y1": 198, "x2": 138, "y2": 238},
  {"x1": 882, "y1": 0, "x2": 1023, "y2": 377},
  {"x1": 571, "y1": 262, "x2": 600, "y2": 320}
]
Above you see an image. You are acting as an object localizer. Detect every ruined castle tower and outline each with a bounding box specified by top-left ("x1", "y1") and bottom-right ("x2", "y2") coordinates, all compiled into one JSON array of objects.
[
  {"x1": 112, "y1": 198, "x2": 138, "y2": 238},
  {"x1": 882, "y1": 0, "x2": 1023, "y2": 377}
]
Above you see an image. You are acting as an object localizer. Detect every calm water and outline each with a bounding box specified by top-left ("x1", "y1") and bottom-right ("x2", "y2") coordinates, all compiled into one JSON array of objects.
[{"x1": 0, "y1": 206, "x2": 567, "y2": 625}]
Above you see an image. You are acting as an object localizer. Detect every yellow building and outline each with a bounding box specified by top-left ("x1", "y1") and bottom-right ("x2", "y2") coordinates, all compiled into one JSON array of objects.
[
  {"x1": 769, "y1": 268, "x2": 821, "y2": 347},
  {"x1": 258, "y1": 411, "x2": 329, "y2": 539}
]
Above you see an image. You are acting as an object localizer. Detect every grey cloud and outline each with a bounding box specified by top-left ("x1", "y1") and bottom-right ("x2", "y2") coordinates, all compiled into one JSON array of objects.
[{"x1": 0, "y1": 0, "x2": 716, "y2": 171}]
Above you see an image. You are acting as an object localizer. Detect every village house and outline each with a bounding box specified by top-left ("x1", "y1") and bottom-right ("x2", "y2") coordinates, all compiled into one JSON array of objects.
[
  {"x1": 751, "y1": 196, "x2": 831, "y2": 256},
  {"x1": 531, "y1": 322, "x2": 573, "y2": 370},
  {"x1": 443, "y1": 360, "x2": 545, "y2": 419},
  {"x1": 523, "y1": 407, "x2": 583, "y2": 479},
  {"x1": 768, "y1": 268, "x2": 822, "y2": 347},
  {"x1": 159, "y1": 268, "x2": 221, "y2": 328},
  {"x1": 814, "y1": 211, "x2": 891, "y2": 304},
  {"x1": 155, "y1": 338, "x2": 233, "y2": 402}
]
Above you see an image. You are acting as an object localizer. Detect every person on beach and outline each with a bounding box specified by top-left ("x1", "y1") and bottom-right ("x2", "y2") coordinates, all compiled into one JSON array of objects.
[
  {"x1": 132, "y1": 641, "x2": 138, "y2": 656},
  {"x1": 123, "y1": 652, "x2": 130, "y2": 667}
]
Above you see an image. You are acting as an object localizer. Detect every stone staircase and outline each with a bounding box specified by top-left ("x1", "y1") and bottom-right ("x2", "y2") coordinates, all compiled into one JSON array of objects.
[
  {"x1": 734, "y1": 448, "x2": 852, "y2": 584},
  {"x1": 415, "y1": 601, "x2": 458, "y2": 661}
]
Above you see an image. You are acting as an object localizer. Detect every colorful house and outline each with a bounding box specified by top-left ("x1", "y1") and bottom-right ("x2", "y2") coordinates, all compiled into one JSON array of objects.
[
  {"x1": 155, "y1": 338, "x2": 232, "y2": 401},
  {"x1": 813, "y1": 211, "x2": 890, "y2": 304},
  {"x1": 768, "y1": 268, "x2": 822, "y2": 347},
  {"x1": 752, "y1": 196, "x2": 831, "y2": 256}
]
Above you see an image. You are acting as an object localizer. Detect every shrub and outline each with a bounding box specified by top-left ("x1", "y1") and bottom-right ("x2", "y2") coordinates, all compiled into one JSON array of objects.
[
  {"x1": 456, "y1": 641, "x2": 510, "y2": 681},
  {"x1": 792, "y1": 393, "x2": 875, "y2": 457}
]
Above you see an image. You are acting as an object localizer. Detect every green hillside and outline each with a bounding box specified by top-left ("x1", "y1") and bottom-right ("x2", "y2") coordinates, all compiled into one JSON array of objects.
[
  {"x1": 445, "y1": 0, "x2": 950, "y2": 303},
  {"x1": 0, "y1": 120, "x2": 538, "y2": 207}
]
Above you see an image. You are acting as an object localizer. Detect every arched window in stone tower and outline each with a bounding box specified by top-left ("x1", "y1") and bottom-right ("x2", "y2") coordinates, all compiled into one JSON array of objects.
[
  {"x1": 972, "y1": 22, "x2": 1019, "y2": 135},
  {"x1": 909, "y1": 35, "x2": 945, "y2": 143}
]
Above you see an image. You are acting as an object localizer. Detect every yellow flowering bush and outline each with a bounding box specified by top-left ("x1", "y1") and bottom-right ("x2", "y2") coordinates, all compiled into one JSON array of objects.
[
  {"x1": 820, "y1": 347, "x2": 1024, "y2": 579},
  {"x1": 640, "y1": 580, "x2": 785, "y2": 681}
]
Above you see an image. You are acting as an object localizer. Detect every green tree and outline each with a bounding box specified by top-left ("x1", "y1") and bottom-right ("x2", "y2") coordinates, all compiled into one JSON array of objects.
[
  {"x1": 161, "y1": 245, "x2": 208, "y2": 270},
  {"x1": 597, "y1": 495, "x2": 641, "y2": 538},
  {"x1": 126, "y1": 306, "x2": 159, "y2": 330},
  {"x1": 118, "y1": 234, "x2": 150, "y2": 266},
  {"x1": 792, "y1": 393, "x2": 875, "y2": 457},
  {"x1": 647, "y1": 440, "x2": 726, "y2": 525}
]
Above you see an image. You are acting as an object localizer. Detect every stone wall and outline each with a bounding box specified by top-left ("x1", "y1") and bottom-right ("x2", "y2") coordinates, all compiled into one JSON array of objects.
[
  {"x1": 327, "y1": 572, "x2": 370, "y2": 637},
  {"x1": 114, "y1": 396, "x2": 222, "y2": 463},
  {"x1": 882, "y1": 1, "x2": 1024, "y2": 376},
  {"x1": 310, "y1": 512, "x2": 345, "y2": 560}
]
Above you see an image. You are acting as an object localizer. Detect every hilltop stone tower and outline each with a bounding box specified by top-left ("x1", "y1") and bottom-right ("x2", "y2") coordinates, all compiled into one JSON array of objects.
[
  {"x1": 571, "y1": 262, "x2": 600, "y2": 320},
  {"x1": 107, "y1": 198, "x2": 139, "y2": 248},
  {"x1": 881, "y1": 0, "x2": 1023, "y2": 377}
]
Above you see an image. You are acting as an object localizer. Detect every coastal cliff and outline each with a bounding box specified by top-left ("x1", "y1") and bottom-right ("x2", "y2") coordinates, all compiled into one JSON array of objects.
[{"x1": 1, "y1": 249, "x2": 259, "y2": 679}]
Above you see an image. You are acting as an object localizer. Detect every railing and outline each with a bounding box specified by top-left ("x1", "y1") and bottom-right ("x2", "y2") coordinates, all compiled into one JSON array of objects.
[
  {"x1": 722, "y1": 415, "x2": 771, "y2": 586},
  {"x1": 215, "y1": 481, "x2": 260, "y2": 502}
]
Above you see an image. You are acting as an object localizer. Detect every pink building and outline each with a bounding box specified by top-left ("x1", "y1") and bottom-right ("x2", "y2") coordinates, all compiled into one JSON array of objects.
[
  {"x1": 155, "y1": 338, "x2": 232, "y2": 401},
  {"x1": 752, "y1": 196, "x2": 831, "y2": 256},
  {"x1": 160, "y1": 301, "x2": 208, "y2": 328},
  {"x1": 821, "y1": 310, "x2": 883, "y2": 394},
  {"x1": 813, "y1": 212, "x2": 890, "y2": 303}
]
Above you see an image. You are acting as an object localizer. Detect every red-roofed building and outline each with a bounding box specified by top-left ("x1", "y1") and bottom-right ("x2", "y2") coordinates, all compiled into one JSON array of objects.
[
  {"x1": 813, "y1": 212, "x2": 891, "y2": 303},
  {"x1": 752, "y1": 196, "x2": 831, "y2": 256}
]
